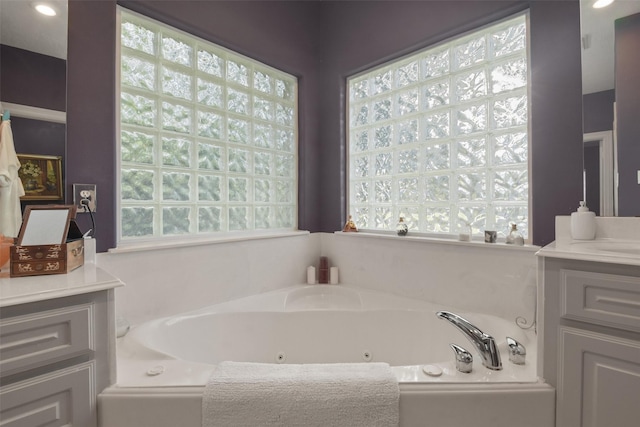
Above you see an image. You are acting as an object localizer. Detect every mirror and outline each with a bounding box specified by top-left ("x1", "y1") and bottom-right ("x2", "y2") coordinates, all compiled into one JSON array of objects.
[
  {"x1": 17, "y1": 205, "x2": 73, "y2": 246},
  {"x1": 581, "y1": 0, "x2": 640, "y2": 216}
]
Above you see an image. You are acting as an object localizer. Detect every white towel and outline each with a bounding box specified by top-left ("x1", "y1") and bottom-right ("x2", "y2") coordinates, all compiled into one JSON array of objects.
[{"x1": 203, "y1": 361, "x2": 399, "y2": 427}]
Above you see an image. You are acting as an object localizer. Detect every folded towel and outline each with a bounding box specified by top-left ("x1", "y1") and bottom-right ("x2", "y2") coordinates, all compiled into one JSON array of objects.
[{"x1": 203, "y1": 361, "x2": 399, "y2": 427}]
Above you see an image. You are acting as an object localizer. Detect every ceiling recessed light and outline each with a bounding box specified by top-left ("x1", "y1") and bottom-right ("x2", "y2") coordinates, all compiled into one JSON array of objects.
[
  {"x1": 34, "y1": 3, "x2": 57, "y2": 16},
  {"x1": 593, "y1": 0, "x2": 615, "y2": 9}
]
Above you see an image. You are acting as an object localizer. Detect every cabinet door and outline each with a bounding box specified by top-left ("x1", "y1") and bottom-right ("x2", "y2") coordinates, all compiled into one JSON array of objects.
[{"x1": 558, "y1": 327, "x2": 640, "y2": 427}]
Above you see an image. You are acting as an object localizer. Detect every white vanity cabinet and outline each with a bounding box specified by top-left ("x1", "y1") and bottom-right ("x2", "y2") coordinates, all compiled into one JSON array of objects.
[
  {"x1": 0, "y1": 266, "x2": 123, "y2": 427},
  {"x1": 539, "y1": 256, "x2": 640, "y2": 427}
]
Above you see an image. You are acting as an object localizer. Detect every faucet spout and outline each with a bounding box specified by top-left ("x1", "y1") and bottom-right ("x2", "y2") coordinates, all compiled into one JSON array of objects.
[{"x1": 436, "y1": 310, "x2": 502, "y2": 370}]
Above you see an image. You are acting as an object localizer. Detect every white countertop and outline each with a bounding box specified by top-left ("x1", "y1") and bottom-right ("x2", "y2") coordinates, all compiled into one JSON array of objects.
[
  {"x1": 0, "y1": 263, "x2": 124, "y2": 307},
  {"x1": 536, "y1": 239, "x2": 640, "y2": 267}
]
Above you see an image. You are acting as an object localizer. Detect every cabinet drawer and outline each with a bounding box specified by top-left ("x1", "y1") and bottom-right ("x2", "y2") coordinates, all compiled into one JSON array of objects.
[
  {"x1": 0, "y1": 304, "x2": 94, "y2": 377},
  {"x1": 560, "y1": 269, "x2": 640, "y2": 332},
  {"x1": 0, "y1": 361, "x2": 96, "y2": 427}
]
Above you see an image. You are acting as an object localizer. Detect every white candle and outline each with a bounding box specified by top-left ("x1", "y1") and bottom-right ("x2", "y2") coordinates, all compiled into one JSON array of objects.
[
  {"x1": 306, "y1": 266, "x2": 316, "y2": 284},
  {"x1": 330, "y1": 267, "x2": 339, "y2": 285}
]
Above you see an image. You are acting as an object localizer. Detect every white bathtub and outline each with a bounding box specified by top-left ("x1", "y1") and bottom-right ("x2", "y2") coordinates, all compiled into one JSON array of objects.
[{"x1": 99, "y1": 285, "x2": 554, "y2": 427}]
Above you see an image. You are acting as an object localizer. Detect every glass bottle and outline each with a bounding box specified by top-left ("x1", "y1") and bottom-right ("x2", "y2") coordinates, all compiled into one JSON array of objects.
[
  {"x1": 396, "y1": 217, "x2": 408, "y2": 236},
  {"x1": 506, "y1": 223, "x2": 524, "y2": 245}
]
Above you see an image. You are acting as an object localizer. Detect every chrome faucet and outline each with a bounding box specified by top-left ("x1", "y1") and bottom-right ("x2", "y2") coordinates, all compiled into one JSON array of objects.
[{"x1": 436, "y1": 311, "x2": 502, "y2": 370}]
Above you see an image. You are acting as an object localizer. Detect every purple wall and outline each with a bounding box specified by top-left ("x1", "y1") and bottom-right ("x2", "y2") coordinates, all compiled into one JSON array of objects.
[
  {"x1": 583, "y1": 90, "x2": 614, "y2": 134},
  {"x1": 67, "y1": 0, "x2": 584, "y2": 250},
  {"x1": 615, "y1": 13, "x2": 640, "y2": 217}
]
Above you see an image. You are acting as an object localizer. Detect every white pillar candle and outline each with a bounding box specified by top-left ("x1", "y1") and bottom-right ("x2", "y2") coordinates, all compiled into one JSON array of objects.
[
  {"x1": 330, "y1": 266, "x2": 339, "y2": 285},
  {"x1": 306, "y1": 266, "x2": 316, "y2": 285}
]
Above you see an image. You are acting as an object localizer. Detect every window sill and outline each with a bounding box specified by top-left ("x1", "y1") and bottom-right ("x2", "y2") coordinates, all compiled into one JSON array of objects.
[
  {"x1": 109, "y1": 230, "x2": 310, "y2": 254},
  {"x1": 334, "y1": 230, "x2": 540, "y2": 253}
]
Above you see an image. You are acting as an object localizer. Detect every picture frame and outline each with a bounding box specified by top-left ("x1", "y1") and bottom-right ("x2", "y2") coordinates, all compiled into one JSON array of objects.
[
  {"x1": 17, "y1": 154, "x2": 63, "y2": 200},
  {"x1": 17, "y1": 205, "x2": 74, "y2": 246}
]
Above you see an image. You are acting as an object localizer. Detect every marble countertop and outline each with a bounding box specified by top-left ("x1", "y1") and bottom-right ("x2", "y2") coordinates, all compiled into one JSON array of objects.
[
  {"x1": 0, "y1": 263, "x2": 124, "y2": 307},
  {"x1": 536, "y1": 239, "x2": 640, "y2": 266}
]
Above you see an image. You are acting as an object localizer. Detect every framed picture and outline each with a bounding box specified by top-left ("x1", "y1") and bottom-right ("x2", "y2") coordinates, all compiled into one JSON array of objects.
[{"x1": 17, "y1": 154, "x2": 63, "y2": 200}]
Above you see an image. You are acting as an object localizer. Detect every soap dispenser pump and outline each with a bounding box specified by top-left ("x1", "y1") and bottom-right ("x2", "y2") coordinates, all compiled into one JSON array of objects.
[{"x1": 570, "y1": 201, "x2": 596, "y2": 240}]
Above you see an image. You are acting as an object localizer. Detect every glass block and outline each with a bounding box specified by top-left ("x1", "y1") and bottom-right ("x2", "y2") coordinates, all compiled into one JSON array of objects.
[
  {"x1": 352, "y1": 181, "x2": 369, "y2": 203},
  {"x1": 373, "y1": 98, "x2": 392, "y2": 122},
  {"x1": 275, "y1": 129, "x2": 294, "y2": 152},
  {"x1": 422, "y1": 49, "x2": 449, "y2": 78},
  {"x1": 455, "y1": 70, "x2": 487, "y2": 102},
  {"x1": 276, "y1": 179, "x2": 293, "y2": 203},
  {"x1": 122, "y1": 21, "x2": 155, "y2": 55},
  {"x1": 276, "y1": 103, "x2": 294, "y2": 126},
  {"x1": 255, "y1": 207, "x2": 271, "y2": 229},
  {"x1": 228, "y1": 177, "x2": 248, "y2": 202},
  {"x1": 254, "y1": 179, "x2": 271, "y2": 202},
  {"x1": 492, "y1": 95, "x2": 527, "y2": 129},
  {"x1": 457, "y1": 172, "x2": 486, "y2": 201},
  {"x1": 228, "y1": 148, "x2": 248, "y2": 173},
  {"x1": 456, "y1": 103, "x2": 486, "y2": 134},
  {"x1": 353, "y1": 207, "x2": 369, "y2": 229},
  {"x1": 198, "y1": 207, "x2": 222, "y2": 232},
  {"x1": 122, "y1": 55, "x2": 156, "y2": 91},
  {"x1": 457, "y1": 138, "x2": 486, "y2": 168},
  {"x1": 162, "y1": 137, "x2": 191, "y2": 167},
  {"x1": 396, "y1": 61, "x2": 418, "y2": 87},
  {"x1": 375, "y1": 180, "x2": 392, "y2": 203},
  {"x1": 254, "y1": 71, "x2": 273, "y2": 94},
  {"x1": 197, "y1": 78, "x2": 223, "y2": 108},
  {"x1": 276, "y1": 206, "x2": 294, "y2": 228},
  {"x1": 254, "y1": 124, "x2": 273, "y2": 148},
  {"x1": 494, "y1": 205, "x2": 528, "y2": 238},
  {"x1": 275, "y1": 154, "x2": 294, "y2": 178},
  {"x1": 397, "y1": 90, "x2": 418, "y2": 116},
  {"x1": 398, "y1": 149, "x2": 418, "y2": 174},
  {"x1": 350, "y1": 78, "x2": 369, "y2": 101},
  {"x1": 375, "y1": 152, "x2": 393, "y2": 176},
  {"x1": 353, "y1": 156, "x2": 369, "y2": 178},
  {"x1": 425, "y1": 143, "x2": 450, "y2": 170},
  {"x1": 162, "y1": 36, "x2": 192, "y2": 67},
  {"x1": 121, "y1": 130, "x2": 154, "y2": 164},
  {"x1": 162, "y1": 102, "x2": 191, "y2": 134},
  {"x1": 197, "y1": 49, "x2": 224, "y2": 78},
  {"x1": 162, "y1": 172, "x2": 191, "y2": 201},
  {"x1": 424, "y1": 112, "x2": 450, "y2": 140},
  {"x1": 228, "y1": 88, "x2": 249, "y2": 115},
  {"x1": 374, "y1": 207, "x2": 393, "y2": 229},
  {"x1": 425, "y1": 206, "x2": 450, "y2": 233},
  {"x1": 425, "y1": 175, "x2": 450, "y2": 201},
  {"x1": 398, "y1": 178, "x2": 419, "y2": 202},
  {"x1": 254, "y1": 151, "x2": 272, "y2": 175},
  {"x1": 229, "y1": 207, "x2": 249, "y2": 230},
  {"x1": 121, "y1": 169, "x2": 154, "y2": 200},
  {"x1": 198, "y1": 111, "x2": 223, "y2": 140},
  {"x1": 228, "y1": 118, "x2": 249, "y2": 144},
  {"x1": 398, "y1": 206, "x2": 420, "y2": 230},
  {"x1": 198, "y1": 175, "x2": 221, "y2": 201},
  {"x1": 494, "y1": 169, "x2": 528, "y2": 201},
  {"x1": 121, "y1": 92, "x2": 156, "y2": 128},
  {"x1": 494, "y1": 132, "x2": 528, "y2": 165},
  {"x1": 162, "y1": 67, "x2": 192, "y2": 100},
  {"x1": 423, "y1": 80, "x2": 449, "y2": 110},
  {"x1": 373, "y1": 70, "x2": 392, "y2": 95},
  {"x1": 491, "y1": 58, "x2": 526, "y2": 93},
  {"x1": 454, "y1": 36, "x2": 485, "y2": 69},
  {"x1": 374, "y1": 126, "x2": 392, "y2": 148},
  {"x1": 121, "y1": 207, "x2": 154, "y2": 237},
  {"x1": 457, "y1": 206, "x2": 486, "y2": 233},
  {"x1": 198, "y1": 142, "x2": 223, "y2": 170},
  {"x1": 352, "y1": 103, "x2": 369, "y2": 127},
  {"x1": 275, "y1": 78, "x2": 295, "y2": 100},
  {"x1": 254, "y1": 97, "x2": 273, "y2": 121},
  {"x1": 162, "y1": 207, "x2": 190, "y2": 235},
  {"x1": 398, "y1": 120, "x2": 418, "y2": 145},
  {"x1": 492, "y1": 23, "x2": 526, "y2": 58},
  {"x1": 352, "y1": 130, "x2": 369, "y2": 152},
  {"x1": 227, "y1": 59, "x2": 249, "y2": 86}
]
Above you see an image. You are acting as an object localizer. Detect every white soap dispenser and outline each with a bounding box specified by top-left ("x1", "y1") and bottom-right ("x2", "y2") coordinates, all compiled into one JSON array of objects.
[{"x1": 570, "y1": 201, "x2": 596, "y2": 240}]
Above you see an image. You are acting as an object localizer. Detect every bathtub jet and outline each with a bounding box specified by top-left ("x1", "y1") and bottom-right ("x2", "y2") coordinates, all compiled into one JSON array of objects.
[{"x1": 436, "y1": 310, "x2": 502, "y2": 371}]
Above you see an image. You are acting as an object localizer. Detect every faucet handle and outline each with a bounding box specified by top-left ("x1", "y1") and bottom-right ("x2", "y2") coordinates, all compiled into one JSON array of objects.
[
  {"x1": 506, "y1": 336, "x2": 526, "y2": 365},
  {"x1": 450, "y1": 343, "x2": 473, "y2": 373}
]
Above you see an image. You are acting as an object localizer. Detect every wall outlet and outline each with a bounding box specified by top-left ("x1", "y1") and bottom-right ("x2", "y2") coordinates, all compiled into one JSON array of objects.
[{"x1": 73, "y1": 183, "x2": 97, "y2": 213}]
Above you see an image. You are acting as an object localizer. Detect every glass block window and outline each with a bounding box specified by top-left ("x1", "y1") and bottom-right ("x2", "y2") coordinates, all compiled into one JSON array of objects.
[
  {"x1": 348, "y1": 14, "x2": 529, "y2": 239},
  {"x1": 119, "y1": 9, "x2": 297, "y2": 241}
]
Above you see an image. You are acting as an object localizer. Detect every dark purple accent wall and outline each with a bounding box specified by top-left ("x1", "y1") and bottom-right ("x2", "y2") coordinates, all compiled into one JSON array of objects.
[
  {"x1": 583, "y1": 90, "x2": 614, "y2": 134},
  {"x1": 583, "y1": 143, "x2": 600, "y2": 216},
  {"x1": 615, "y1": 13, "x2": 640, "y2": 217},
  {"x1": 66, "y1": 0, "x2": 584, "y2": 251},
  {"x1": 0, "y1": 45, "x2": 66, "y2": 111}
]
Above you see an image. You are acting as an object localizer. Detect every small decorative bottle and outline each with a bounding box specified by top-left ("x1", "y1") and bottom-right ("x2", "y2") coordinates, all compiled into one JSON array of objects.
[
  {"x1": 570, "y1": 201, "x2": 596, "y2": 240},
  {"x1": 506, "y1": 223, "x2": 524, "y2": 246},
  {"x1": 396, "y1": 217, "x2": 408, "y2": 236}
]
